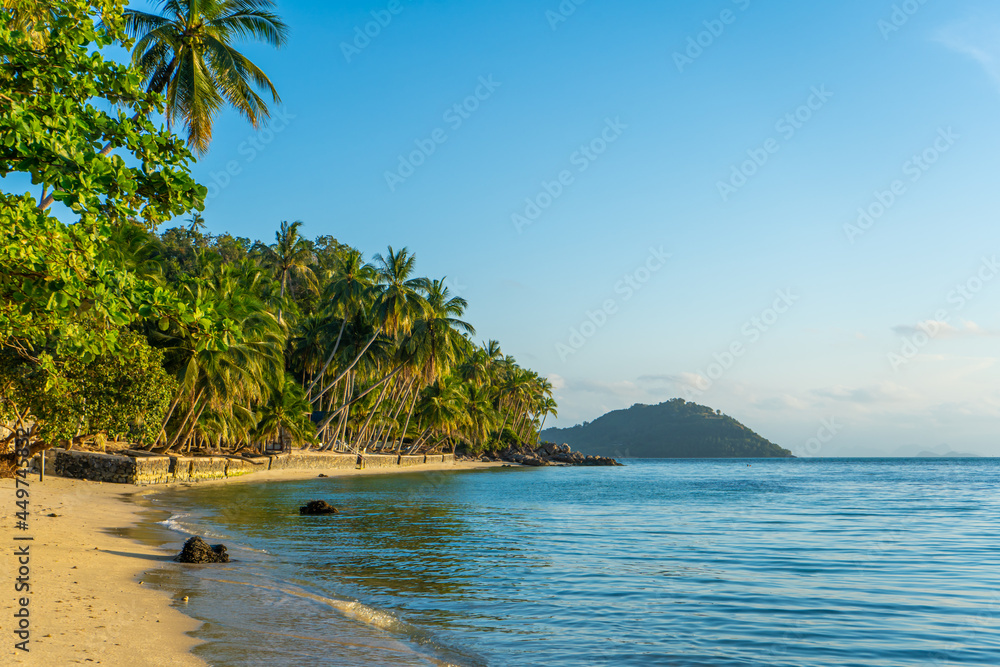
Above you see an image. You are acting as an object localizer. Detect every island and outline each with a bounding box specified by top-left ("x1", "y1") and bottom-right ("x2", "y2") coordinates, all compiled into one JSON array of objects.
[{"x1": 542, "y1": 399, "x2": 794, "y2": 458}]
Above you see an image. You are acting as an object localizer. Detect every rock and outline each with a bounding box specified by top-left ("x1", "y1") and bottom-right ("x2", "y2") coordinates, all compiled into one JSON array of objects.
[
  {"x1": 318, "y1": 474, "x2": 329, "y2": 478},
  {"x1": 299, "y1": 500, "x2": 338, "y2": 515},
  {"x1": 175, "y1": 536, "x2": 230, "y2": 564}
]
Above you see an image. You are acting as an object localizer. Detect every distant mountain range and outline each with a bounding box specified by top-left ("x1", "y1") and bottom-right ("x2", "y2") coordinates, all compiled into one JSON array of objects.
[{"x1": 541, "y1": 399, "x2": 793, "y2": 459}]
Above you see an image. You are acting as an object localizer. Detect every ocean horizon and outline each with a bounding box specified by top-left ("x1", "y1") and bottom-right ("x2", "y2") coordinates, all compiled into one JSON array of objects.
[{"x1": 139, "y1": 458, "x2": 1000, "y2": 666}]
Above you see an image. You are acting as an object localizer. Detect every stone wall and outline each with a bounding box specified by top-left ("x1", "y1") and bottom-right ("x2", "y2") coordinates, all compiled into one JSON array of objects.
[
  {"x1": 268, "y1": 453, "x2": 356, "y2": 471},
  {"x1": 398, "y1": 455, "x2": 425, "y2": 467},
  {"x1": 360, "y1": 453, "x2": 397, "y2": 469},
  {"x1": 133, "y1": 456, "x2": 172, "y2": 485},
  {"x1": 50, "y1": 450, "x2": 136, "y2": 484},
  {"x1": 170, "y1": 457, "x2": 192, "y2": 482},
  {"x1": 189, "y1": 457, "x2": 228, "y2": 481},
  {"x1": 398, "y1": 454, "x2": 426, "y2": 468},
  {"x1": 43, "y1": 448, "x2": 457, "y2": 485},
  {"x1": 224, "y1": 458, "x2": 261, "y2": 478}
]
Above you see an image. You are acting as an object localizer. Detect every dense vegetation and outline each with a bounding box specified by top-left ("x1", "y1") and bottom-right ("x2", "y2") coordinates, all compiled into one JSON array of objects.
[
  {"x1": 0, "y1": 0, "x2": 555, "y2": 474},
  {"x1": 542, "y1": 399, "x2": 793, "y2": 459}
]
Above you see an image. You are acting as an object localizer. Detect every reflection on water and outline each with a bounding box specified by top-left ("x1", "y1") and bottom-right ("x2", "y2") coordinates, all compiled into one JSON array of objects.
[{"x1": 137, "y1": 460, "x2": 1000, "y2": 666}]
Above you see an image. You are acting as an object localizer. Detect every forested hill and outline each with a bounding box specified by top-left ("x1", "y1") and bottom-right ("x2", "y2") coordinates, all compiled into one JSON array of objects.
[{"x1": 541, "y1": 399, "x2": 794, "y2": 458}]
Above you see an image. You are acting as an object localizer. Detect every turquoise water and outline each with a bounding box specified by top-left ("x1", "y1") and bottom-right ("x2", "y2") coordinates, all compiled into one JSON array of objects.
[{"x1": 146, "y1": 459, "x2": 1000, "y2": 666}]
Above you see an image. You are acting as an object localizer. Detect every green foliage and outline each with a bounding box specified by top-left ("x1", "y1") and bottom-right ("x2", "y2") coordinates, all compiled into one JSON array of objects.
[
  {"x1": 0, "y1": 0, "x2": 556, "y2": 464},
  {"x1": 542, "y1": 399, "x2": 794, "y2": 459},
  {"x1": 0, "y1": 329, "x2": 176, "y2": 446},
  {"x1": 0, "y1": 0, "x2": 212, "y2": 365},
  {"x1": 123, "y1": 0, "x2": 289, "y2": 153},
  {"x1": 254, "y1": 375, "x2": 316, "y2": 448}
]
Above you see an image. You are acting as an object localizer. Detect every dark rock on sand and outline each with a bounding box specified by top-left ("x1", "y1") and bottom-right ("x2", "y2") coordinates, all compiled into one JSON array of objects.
[
  {"x1": 176, "y1": 536, "x2": 230, "y2": 564},
  {"x1": 299, "y1": 500, "x2": 338, "y2": 515}
]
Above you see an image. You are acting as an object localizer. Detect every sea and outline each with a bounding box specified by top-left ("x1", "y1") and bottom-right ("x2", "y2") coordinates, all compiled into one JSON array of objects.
[{"x1": 135, "y1": 458, "x2": 1000, "y2": 666}]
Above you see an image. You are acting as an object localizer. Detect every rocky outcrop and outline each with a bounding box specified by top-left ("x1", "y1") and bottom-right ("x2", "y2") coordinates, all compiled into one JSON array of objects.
[
  {"x1": 485, "y1": 443, "x2": 622, "y2": 467},
  {"x1": 175, "y1": 536, "x2": 230, "y2": 563},
  {"x1": 299, "y1": 500, "x2": 338, "y2": 515}
]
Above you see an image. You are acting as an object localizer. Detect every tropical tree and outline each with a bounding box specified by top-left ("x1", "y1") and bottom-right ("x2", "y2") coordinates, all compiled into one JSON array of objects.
[
  {"x1": 262, "y1": 220, "x2": 317, "y2": 325},
  {"x1": 122, "y1": 0, "x2": 289, "y2": 153},
  {"x1": 1, "y1": 0, "x2": 215, "y2": 467},
  {"x1": 254, "y1": 375, "x2": 316, "y2": 451}
]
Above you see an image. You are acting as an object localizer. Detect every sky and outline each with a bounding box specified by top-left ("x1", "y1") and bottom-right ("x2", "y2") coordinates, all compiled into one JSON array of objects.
[{"x1": 37, "y1": 0, "x2": 1000, "y2": 455}]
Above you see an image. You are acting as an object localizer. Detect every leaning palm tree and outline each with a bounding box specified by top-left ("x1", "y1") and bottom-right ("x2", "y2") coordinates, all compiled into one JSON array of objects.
[{"x1": 123, "y1": 0, "x2": 289, "y2": 154}]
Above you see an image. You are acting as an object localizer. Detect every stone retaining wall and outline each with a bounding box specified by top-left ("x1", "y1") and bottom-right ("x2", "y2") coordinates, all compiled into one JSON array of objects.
[
  {"x1": 134, "y1": 456, "x2": 172, "y2": 485},
  {"x1": 42, "y1": 448, "x2": 456, "y2": 485},
  {"x1": 360, "y1": 453, "x2": 397, "y2": 469},
  {"x1": 51, "y1": 450, "x2": 136, "y2": 484},
  {"x1": 398, "y1": 455, "x2": 425, "y2": 467},
  {"x1": 268, "y1": 453, "x2": 356, "y2": 471},
  {"x1": 189, "y1": 457, "x2": 228, "y2": 481}
]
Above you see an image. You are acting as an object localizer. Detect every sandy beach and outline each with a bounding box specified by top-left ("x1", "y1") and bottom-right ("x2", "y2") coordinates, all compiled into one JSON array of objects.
[{"x1": 0, "y1": 460, "x2": 500, "y2": 665}]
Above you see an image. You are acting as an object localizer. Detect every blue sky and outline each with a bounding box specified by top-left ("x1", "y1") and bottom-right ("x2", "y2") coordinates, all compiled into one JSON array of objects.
[{"x1": 60, "y1": 1, "x2": 1000, "y2": 454}]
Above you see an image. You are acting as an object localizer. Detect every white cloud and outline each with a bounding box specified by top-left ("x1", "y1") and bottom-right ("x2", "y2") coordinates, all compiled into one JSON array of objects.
[
  {"x1": 812, "y1": 381, "x2": 918, "y2": 404},
  {"x1": 890, "y1": 320, "x2": 996, "y2": 338},
  {"x1": 935, "y1": 17, "x2": 1000, "y2": 90}
]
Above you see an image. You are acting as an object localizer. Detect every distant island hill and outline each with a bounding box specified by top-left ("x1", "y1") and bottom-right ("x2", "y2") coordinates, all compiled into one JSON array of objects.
[{"x1": 541, "y1": 399, "x2": 794, "y2": 459}]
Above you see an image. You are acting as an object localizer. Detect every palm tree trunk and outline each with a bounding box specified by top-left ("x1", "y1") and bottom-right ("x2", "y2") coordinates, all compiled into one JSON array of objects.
[
  {"x1": 278, "y1": 270, "x2": 287, "y2": 324},
  {"x1": 357, "y1": 377, "x2": 393, "y2": 448},
  {"x1": 165, "y1": 389, "x2": 204, "y2": 450},
  {"x1": 395, "y1": 384, "x2": 421, "y2": 453},
  {"x1": 155, "y1": 395, "x2": 181, "y2": 445},
  {"x1": 313, "y1": 326, "x2": 382, "y2": 403},
  {"x1": 374, "y1": 375, "x2": 409, "y2": 448},
  {"x1": 307, "y1": 318, "x2": 348, "y2": 395},
  {"x1": 316, "y1": 362, "x2": 404, "y2": 432}
]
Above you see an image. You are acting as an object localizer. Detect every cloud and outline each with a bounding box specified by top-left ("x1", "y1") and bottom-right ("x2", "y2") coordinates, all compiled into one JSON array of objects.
[
  {"x1": 637, "y1": 372, "x2": 709, "y2": 392},
  {"x1": 935, "y1": 17, "x2": 1000, "y2": 90},
  {"x1": 812, "y1": 381, "x2": 918, "y2": 404},
  {"x1": 890, "y1": 320, "x2": 996, "y2": 338},
  {"x1": 751, "y1": 394, "x2": 811, "y2": 411}
]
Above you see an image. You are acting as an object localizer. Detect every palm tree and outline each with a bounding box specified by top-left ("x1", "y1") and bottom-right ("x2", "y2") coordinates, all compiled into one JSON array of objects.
[
  {"x1": 123, "y1": 0, "x2": 289, "y2": 154},
  {"x1": 262, "y1": 220, "x2": 316, "y2": 325},
  {"x1": 2, "y1": 0, "x2": 57, "y2": 47},
  {"x1": 187, "y1": 212, "x2": 206, "y2": 234},
  {"x1": 305, "y1": 249, "x2": 376, "y2": 398},
  {"x1": 255, "y1": 375, "x2": 316, "y2": 451}
]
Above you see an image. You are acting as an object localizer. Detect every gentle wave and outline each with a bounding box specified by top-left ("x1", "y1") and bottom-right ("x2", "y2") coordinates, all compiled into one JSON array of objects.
[{"x1": 149, "y1": 459, "x2": 1000, "y2": 666}]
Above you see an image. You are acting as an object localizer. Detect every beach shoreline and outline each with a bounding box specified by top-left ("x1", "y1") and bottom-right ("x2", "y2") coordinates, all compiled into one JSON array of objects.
[{"x1": 0, "y1": 460, "x2": 502, "y2": 665}]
